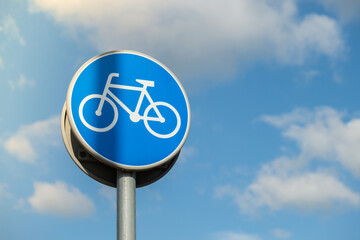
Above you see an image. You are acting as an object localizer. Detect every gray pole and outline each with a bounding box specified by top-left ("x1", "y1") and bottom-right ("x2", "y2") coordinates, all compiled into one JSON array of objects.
[{"x1": 117, "y1": 170, "x2": 136, "y2": 240}]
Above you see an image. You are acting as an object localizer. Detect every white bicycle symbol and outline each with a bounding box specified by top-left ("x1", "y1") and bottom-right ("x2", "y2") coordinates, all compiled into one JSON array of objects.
[{"x1": 79, "y1": 73, "x2": 181, "y2": 139}]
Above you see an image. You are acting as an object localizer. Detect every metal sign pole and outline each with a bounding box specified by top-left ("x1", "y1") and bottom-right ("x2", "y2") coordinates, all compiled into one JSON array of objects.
[{"x1": 117, "y1": 170, "x2": 136, "y2": 240}]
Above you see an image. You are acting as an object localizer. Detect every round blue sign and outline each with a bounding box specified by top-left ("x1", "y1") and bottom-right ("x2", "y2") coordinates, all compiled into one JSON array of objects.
[{"x1": 67, "y1": 51, "x2": 190, "y2": 170}]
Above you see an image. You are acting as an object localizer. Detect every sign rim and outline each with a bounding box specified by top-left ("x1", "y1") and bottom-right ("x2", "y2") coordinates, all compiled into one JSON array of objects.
[{"x1": 66, "y1": 50, "x2": 191, "y2": 171}]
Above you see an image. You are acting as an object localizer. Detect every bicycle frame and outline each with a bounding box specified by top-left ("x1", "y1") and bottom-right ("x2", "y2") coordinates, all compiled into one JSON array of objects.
[{"x1": 96, "y1": 73, "x2": 164, "y2": 123}]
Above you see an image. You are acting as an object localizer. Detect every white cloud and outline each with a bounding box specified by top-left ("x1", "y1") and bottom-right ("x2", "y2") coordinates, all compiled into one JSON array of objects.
[
  {"x1": 216, "y1": 107, "x2": 360, "y2": 214},
  {"x1": 0, "y1": 56, "x2": 3, "y2": 68},
  {"x1": 262, "y1": 107, "x2": 360, "y2": 177},
  {"x1": 260, "y1": 108, "x2": 314, "y2": 128},
  {"x1": 8, "y1": 74, "x2": 35, "y2": 90},
  {"x1": 29, "y1": 0, "x2": 343, "y2": 81},
  {"x1": 3, "y1": 116, "x2": 61, "y2": 163},
  {"x1": 213, "y1": 231, "x2": 261, "y2": 240},
  {"x1": 244, "y1": 169, "x2": 359, "y2": 211},
  {"x1": 29, "y1": 181, "x2": 95, "y2": 217},
  {"x1": 0, "y1": 15, "x2": 26, "y2": 47},
  {"x1": 4, "y1": 136, "x2": 37, "y2": 162},
  {"x1": 315, "y1": 0, "x2": 360, "y2": 22},
  {"x1": 216, "y1": 160, "x2": 360, "y2": 213},
  {"x1": 272, "y1": 229, "x2": 292, "y2": 239}
]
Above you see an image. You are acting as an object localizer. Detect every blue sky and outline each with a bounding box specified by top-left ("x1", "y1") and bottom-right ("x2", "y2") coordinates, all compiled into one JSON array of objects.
[{"x1": 1, "y1": 0, "x2": 360, "y2": 239}]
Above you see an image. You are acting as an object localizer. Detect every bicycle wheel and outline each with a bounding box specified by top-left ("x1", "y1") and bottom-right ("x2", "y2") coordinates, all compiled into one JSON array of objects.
[
  {"x1": 79, "y1": 94, "x2": 118, "y2": 132},
  {"x1": 143, "y1": 102, "x2": 181, "y2": 139}
]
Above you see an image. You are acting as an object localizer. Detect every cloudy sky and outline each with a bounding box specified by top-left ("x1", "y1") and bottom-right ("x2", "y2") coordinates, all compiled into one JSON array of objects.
[{"x1": 1, "y1": 0, "x2": 360, "y2": 239}]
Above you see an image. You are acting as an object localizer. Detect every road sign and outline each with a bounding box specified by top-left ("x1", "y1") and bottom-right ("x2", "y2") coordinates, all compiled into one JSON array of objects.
[{"x1": 66, "y1": 50, "x2": 190, "y2": 170}]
